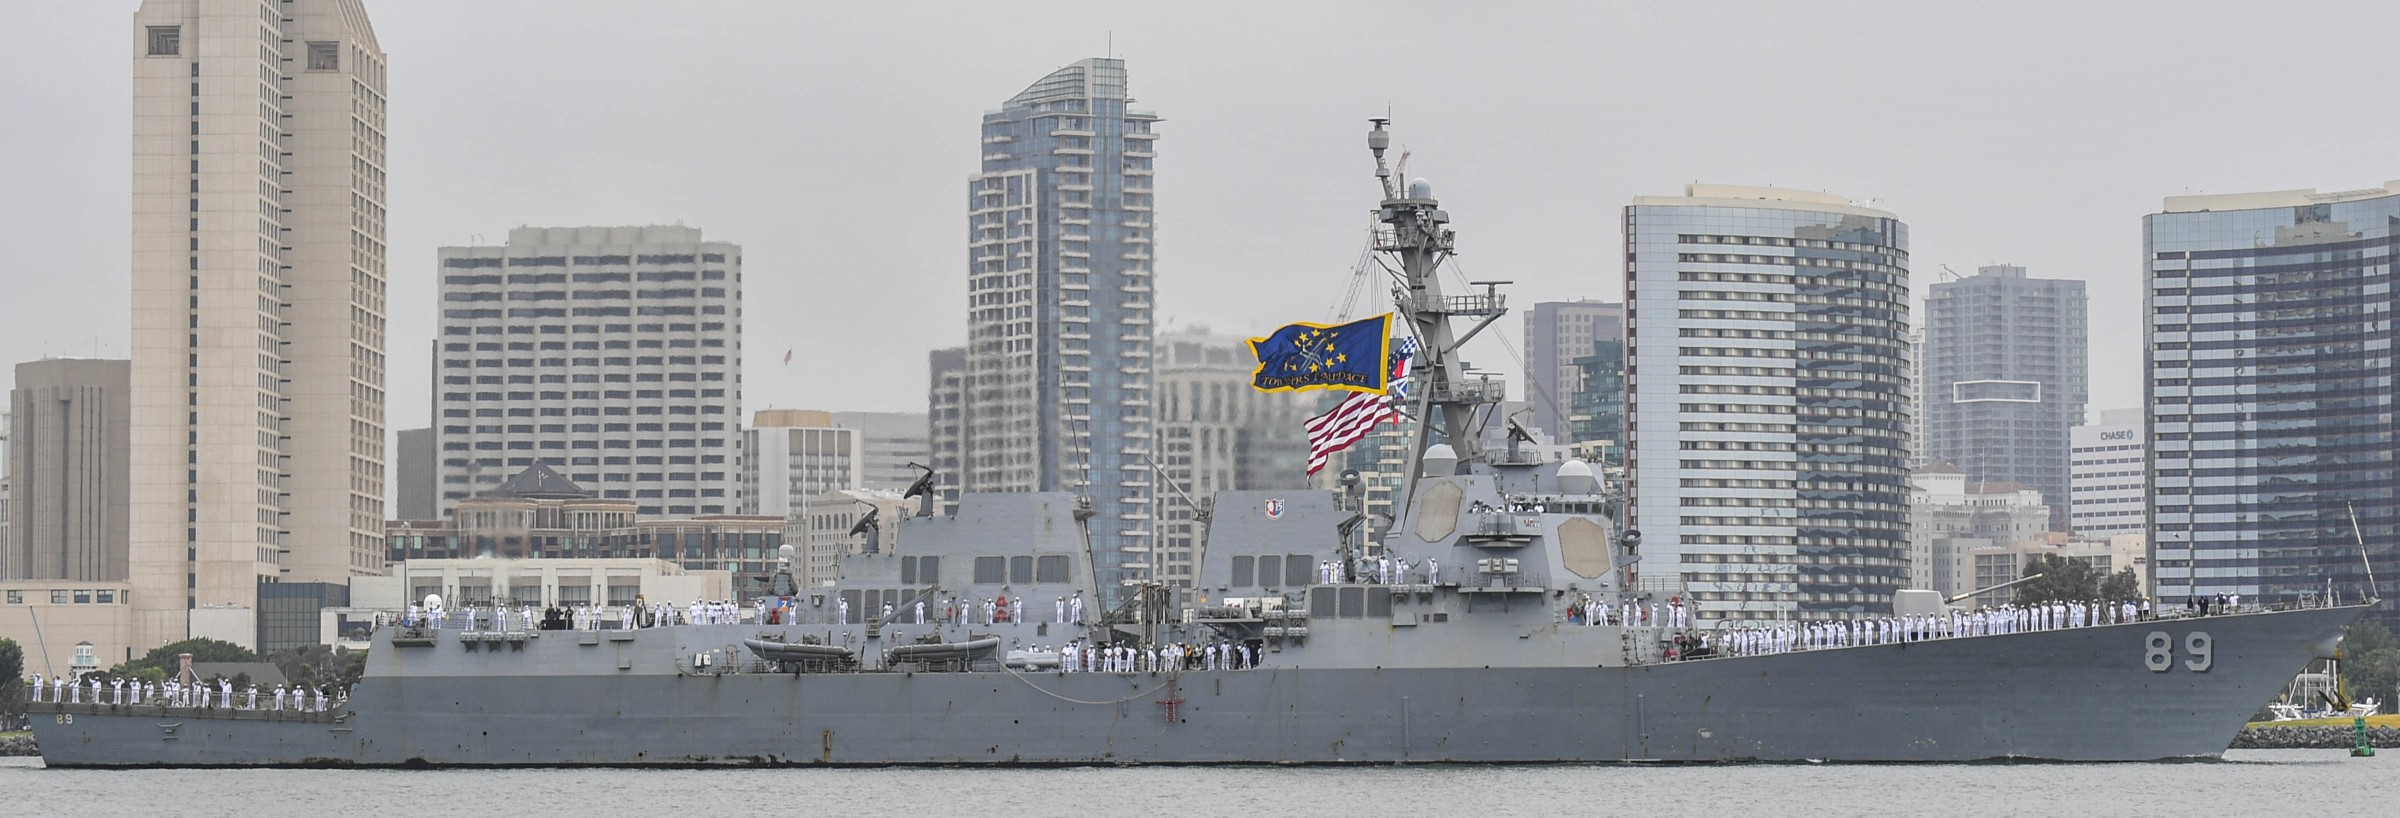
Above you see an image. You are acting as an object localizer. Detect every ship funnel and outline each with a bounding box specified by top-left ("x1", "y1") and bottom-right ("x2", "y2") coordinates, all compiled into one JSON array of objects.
[
  {"x1": 1556, "y1": 459, "x2": 1597, "y2": 496},
  {"x1": 1409, "y1": 178, "x2": 1434, "y2": 199},
  {"x1": 1421, "y1": 443, "x2": 1458, "y2": 477}
]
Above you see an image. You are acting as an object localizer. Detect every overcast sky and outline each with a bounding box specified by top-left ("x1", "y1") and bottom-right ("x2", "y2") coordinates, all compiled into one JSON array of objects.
[{"x1": 5, "y1": 1, "x2": 2398, "y2": 437}]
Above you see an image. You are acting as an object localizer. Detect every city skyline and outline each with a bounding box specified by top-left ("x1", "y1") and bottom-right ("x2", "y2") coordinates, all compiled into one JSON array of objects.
[{"x1": 7, "y1": 2, "x2": 2400, "y2": 442}]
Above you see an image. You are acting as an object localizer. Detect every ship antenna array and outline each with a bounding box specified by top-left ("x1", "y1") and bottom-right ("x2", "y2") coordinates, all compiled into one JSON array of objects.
[
  {"x1": 1366, "y1": 119, "x2": 1514, "y2": 515},
  {"x1": 2348, "y1": 502, "x2": 2379, "y2": 604}
]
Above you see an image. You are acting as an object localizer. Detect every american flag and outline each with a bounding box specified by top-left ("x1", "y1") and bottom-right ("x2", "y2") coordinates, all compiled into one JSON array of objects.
[{"x1": 1303, "y1": 336, "x2": 1421, "y2": 475}]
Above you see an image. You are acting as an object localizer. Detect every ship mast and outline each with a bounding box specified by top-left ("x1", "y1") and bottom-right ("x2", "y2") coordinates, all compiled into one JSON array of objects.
[{"x1": 1368, "y1": 119, "x2": 1510, "y2": 514}]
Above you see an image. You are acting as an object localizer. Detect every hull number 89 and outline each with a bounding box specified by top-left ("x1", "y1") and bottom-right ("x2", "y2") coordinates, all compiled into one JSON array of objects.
[{"x1": 2145, "y1": 631, "x2": 2213, "y2": 672}]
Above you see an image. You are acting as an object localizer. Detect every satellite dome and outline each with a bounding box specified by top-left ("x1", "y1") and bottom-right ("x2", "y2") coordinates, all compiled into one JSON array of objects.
[
  {"x1": 1556, "y1": 459, "x2": 1597, "y2": 496},
  {"x1": 778, "y1": 544, "x2": 796, "y2": 562},
  {"x1": 1408, "y1": 177, "x2": 1435, "y2": 199},
  {"x1": 424, "y1": 593, "x2": 444, "y2": 611},
  {"x1": 1421, "y1": 443, "x2": 1458, "y2": 477}
]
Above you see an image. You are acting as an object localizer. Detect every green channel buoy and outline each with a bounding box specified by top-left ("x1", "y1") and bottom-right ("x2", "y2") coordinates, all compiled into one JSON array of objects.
[{"x1": 2353, "y1": 716, "x2": 2375, "y2": 757}]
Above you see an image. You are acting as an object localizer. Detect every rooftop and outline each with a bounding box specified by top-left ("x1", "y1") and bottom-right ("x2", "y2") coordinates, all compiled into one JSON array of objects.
[{"x1": 2161, "y1": 180, "x2": 2400, "y2": 214}]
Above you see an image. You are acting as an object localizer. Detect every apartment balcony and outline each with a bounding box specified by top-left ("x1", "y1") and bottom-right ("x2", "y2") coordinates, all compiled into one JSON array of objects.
[
  {"x1": 982, "y1": 134, "x2": 1013, "y2": 144},
  {"x1": 1125, "y1": 130, "x2": 1159, "y2": 141},
  {"x1": 1052, "y1": 147, "x2": 1094, "y2": 156},
  {"x1": 1050, "y1": 128, "x2": 1096, "y2": 138},
  {"x1": 982, "y1": 152, "x2": 1012, "y2": 162}
]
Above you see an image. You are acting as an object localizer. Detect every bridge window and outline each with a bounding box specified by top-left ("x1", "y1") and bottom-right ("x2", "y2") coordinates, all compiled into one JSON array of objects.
[
  {"x1": 1035, "y1": 555, "x2": 1068, "y2": 583},
  {"x1": 974, "y1": 557, "x2": 1004, "y2": 584},
  {"x1": 1231, "y1": 556, "x2": 1254, "y2": 587}
]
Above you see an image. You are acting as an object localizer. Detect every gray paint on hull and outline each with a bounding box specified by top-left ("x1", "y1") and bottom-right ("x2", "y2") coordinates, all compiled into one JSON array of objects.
[{"x1": 29, "y1": 605, "x2": 2362, "y2": 766}]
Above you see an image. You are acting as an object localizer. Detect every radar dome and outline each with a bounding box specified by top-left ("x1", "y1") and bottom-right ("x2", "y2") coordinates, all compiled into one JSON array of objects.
[
  {"x1": 1556, "y1": 459, "x2": 1598, "y2": 496},
  {"x1": 1421, "y1": 443, "x2": 1458, "y2": 477},
  {"x1": 779, "y1": 544, "x2": 796, "y2": 562},
  {"x1": 423, "y1": 593, "x2": 444, "y2": 611},
  {"x1": 1408, "y1": 177, "x2": 1435, "y2": 199}
]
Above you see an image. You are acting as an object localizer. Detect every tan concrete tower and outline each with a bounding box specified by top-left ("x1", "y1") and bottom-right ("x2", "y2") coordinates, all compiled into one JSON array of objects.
[{"x1": 129, "y1": 0, "x2": 388, "y2": 651}]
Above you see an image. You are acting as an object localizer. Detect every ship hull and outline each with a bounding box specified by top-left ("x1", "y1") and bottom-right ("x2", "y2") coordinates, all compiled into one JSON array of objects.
[{"x1": 29, "y1": 605, "x2": 2361, "y2": 766}]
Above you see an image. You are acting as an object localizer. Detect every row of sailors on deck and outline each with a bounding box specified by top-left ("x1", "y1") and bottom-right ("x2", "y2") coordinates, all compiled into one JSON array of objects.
[
  {"x1": 1058, "y1": 641, "x2": 1257, "y2": 673},
  {"x1": 1707, "y1": 599, "x2": 2154, "y2": 657},
  {"x1": 405, "y1": 599, "x2": 753, "y2": 631},
  {"x1": 1567, "y1": 596, "x2": 1690, "y2": 628},
  {"x1": 1316, "y1": 556, "x2": 1438, "y2": 586},
  {"x1": 25, "y1": 674, "x2": 342, "y2": 712},
  {"x1": 844, "y1": 594, "x2": 1091, "y2": 626},
  {"x1": 1470, "y1": 500, "x2": 1548, "y2": 514}
]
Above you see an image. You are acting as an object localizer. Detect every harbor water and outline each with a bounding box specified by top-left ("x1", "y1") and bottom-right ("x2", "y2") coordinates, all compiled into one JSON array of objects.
[{"x1": 0, "y1": 749, "x2": 2372, "y2": 816}]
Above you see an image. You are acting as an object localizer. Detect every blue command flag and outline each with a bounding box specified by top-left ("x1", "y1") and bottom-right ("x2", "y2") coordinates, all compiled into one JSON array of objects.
[{"x1": 1248, "y1": 314, "x2": 1393, "y2": 394}]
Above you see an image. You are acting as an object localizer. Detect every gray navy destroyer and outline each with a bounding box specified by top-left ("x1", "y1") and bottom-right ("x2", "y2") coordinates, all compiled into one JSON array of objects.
[{"x1": 29, "y1": 122, "x2": 2370, "y2": 766}]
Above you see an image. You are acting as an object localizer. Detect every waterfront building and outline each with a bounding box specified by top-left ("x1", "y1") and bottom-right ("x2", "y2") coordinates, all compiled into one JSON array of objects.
[
  {"x1": 0, "y1": 579, "x2": 137, "y2": 679},
  {"x1": 2145, "y1": 182, "x2": 2400, "y2": 612},
  {"x1": 6, "y1": 359, "x2": 131, "y2": 581},
  {"x1": 1624, "y1": 185, "x2": 1914, "y2": 623},
  {"x1": 129, "y1": 0, "x2": 391, "y2": 651},
  {"x1": 2069, "y1": 408, "x2": 2145, "y2": 538},
  {"x1": 743, "y1": 410, "x2": 863, "y2": 519},
  {"x1": 957, "y1": 58, "x2": 1160, "y2": 599},
  {"x1": 1921, "y1": 264, "x2": 2088, "y2": 528},
  {"x1": 433, "y1": 226, "x2": 743, "y2": 517},
  {"x1": 1966, "y1": 533, "x2": 2148, "y2": 608},
  {"x1": 1152, "y1": 329, "x2": 1313, "y2": 587},
  {"x1": 1907, "y1": 461, "x2": 2051, "y2": 599},
  {"x1": 388, "y1": 464, "x2": 784, "y2": 583},
  {"x1": 799, "y1": 488, "x2": 909, "y2": 588},
  {"x1": 831, "y1": 411, "x2": 932, "y2": 492},
  {"x1": 369, "y1": 559, "x2": 729, "y2": 615},
  {"x1": 1523, "y1": 300, "x2": 1626, "y2": 446}
]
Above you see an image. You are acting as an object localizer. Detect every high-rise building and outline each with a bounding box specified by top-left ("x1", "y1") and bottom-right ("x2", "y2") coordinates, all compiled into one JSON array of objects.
[
  {"x1": 1566, "y1": 330, "x2": 1628, "y2": 467},
  {"x1": 959, "y1": 58, "x2": 1160, "y2": 596},
  {"x1": 1903, "y1": 327, "x2": 1926, "y2": 468},
  {"x1": 0, "y1": 409, "x2": 11, "y2": 579},
  {"x1": 394, "y1": 427, "x2": 436, "y2": 520},
  {"x1": 1625, "y1": 185, "x2": 1913, "y2": 624},
  {"x1": 2069, "y1": 408, "x2": 2144, "y2": 538},
  {"x1": 1152, "y1": 329, "x2": 1312, "y2": 586},
  {"x1": 1921, "y1": 264, "x2": 2087, "y2": 529},
  {"x1": 2145, "y1": 182, "x2": 2400, "y2": 612},
  {"x1": 926, "y1": 347, "x2": 966, "y2": 512},
  {"x1": 742, "y1": 410, "x2": 862, "y2": 518},
  {"x1": 130, "y1": 0, "x2": 389, "y2": 650},
  {"x1": 1523, "y1": 301, "x2": 1625, "y2": 445},
  {"x1": 830, "y1": 411, "x2": 931, "y2": 493},
  {"x1": 7, "y1": 359, "x2": 132, "y2": 581},
  {"x1": 433, "y1": 226, "x2": 743, "y2": 517}
]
